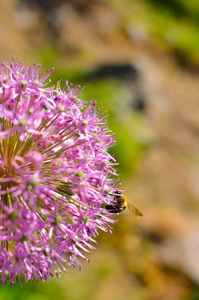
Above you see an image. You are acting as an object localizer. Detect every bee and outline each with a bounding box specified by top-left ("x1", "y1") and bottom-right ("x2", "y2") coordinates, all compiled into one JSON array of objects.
[{"x1": 105, "y1": 191, "x2": 143, "y2": 216}]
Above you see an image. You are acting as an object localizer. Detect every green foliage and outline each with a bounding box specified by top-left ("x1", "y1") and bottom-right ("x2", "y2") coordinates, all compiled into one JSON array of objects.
[
  {"x1": 142, "y1": 0, "x2": 199, "y2": 64},
  {"x1": 180, "y1": 287, "x2": 199, "y2": 300},
  {"x1": 107, "y1": 0, "x2": 199, "y2": 64}
]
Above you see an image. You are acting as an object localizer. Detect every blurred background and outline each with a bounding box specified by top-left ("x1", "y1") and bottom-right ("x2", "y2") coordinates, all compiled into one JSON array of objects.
[{"x1": 1, "y1": 0, "x2": 199, "y2": 299}]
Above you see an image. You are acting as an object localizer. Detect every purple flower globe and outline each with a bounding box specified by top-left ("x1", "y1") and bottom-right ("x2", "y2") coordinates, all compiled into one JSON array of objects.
[{"x1": 0, "y1": 58, "x2": 119, "y2": 285}]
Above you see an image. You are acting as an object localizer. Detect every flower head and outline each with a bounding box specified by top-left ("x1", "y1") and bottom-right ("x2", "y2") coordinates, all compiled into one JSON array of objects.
[{"x1": 0, "y1": 57, "x2": 119, "y2": 285}]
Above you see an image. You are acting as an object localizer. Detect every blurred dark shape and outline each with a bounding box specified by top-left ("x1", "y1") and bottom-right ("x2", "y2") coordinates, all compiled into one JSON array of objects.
[
  {"x1": 145, "y1": 231, "x2": 165, "y2": 245},
  {"x1": 19, "y1": 0, "x2": 62, "y2": 14},
  {"x1": 134, "y1": 97, "x2": 146, "y2": 112},
  {"x1": 173, "y1": 50, "x2": 199, "y2": 74},
  {"x1": 147, "y1": 0, "x2": 191, "y2": 19},
  {"x1": 86, "y1": 63, "x2": 147, "y2": 113},
  {"x1": 86, "y1": 63, "x2": 139, "y2": 81},
  {"x1": 19, "y1": 0, "x2": 103, "y2": 13}
]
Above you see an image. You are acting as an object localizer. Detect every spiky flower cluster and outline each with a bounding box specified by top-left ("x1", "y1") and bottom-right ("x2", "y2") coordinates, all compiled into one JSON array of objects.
[{"x1": 0, "y1": 58, "x2": 119, "y2": 285}]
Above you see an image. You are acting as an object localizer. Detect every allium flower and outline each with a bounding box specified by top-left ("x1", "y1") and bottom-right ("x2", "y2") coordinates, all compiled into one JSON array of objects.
[{"x1": 0, "y1": 57, "x2": 120, "y2": 285}]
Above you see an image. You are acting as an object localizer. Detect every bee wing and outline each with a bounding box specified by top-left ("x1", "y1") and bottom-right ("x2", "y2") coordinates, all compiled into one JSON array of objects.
[{"x1": 127, "y1": 202, "x2": 143, "y2": 217}]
